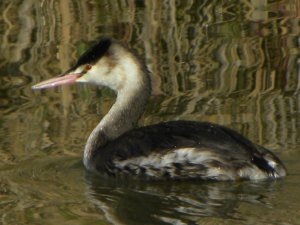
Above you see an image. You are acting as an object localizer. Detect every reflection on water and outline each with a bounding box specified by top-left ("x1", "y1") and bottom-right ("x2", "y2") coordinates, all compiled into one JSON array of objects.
[
  {"x1": 86, "y1": 174, "x2": 287, "y2": 225},
  {"x1": 0, "y1": 0, "x2": 300, "y2": 224}
]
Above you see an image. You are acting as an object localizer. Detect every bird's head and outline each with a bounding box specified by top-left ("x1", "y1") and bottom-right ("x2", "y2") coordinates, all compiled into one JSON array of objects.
[{"x1": 32, "y1": 38, "x2": 135, "y2": 92}]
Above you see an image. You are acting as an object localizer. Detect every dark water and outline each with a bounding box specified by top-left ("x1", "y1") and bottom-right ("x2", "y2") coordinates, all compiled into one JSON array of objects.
[{"x1": 0, "y1": 0, "x2": 300, "y2": 224}]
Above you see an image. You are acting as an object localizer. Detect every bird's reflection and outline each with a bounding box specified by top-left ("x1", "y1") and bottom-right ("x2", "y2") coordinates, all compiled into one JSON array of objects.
[{"x1": 84, "y1": 173, "x2": 283, "y2": 225}]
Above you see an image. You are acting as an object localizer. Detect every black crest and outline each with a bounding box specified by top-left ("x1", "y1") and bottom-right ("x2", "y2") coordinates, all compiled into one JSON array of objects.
[{"x1": 74, "y1": 38, "x2": 112, "y2": 68}]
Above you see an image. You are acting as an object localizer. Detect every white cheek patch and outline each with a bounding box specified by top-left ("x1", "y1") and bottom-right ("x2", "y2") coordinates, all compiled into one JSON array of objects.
[{"x1": 79, "y1": 54, "x2": 143, "y2": 93}]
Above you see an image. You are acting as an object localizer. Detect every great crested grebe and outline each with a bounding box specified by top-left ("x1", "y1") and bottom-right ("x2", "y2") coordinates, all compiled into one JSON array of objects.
[{"x1": 32, "y1": 38, "x2": 286, "y2": 180}]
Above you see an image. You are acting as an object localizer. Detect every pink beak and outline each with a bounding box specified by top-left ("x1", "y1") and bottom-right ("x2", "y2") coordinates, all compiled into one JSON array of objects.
[{"x1": 32, "y1": 73, "x2": 83, "y2": 90}]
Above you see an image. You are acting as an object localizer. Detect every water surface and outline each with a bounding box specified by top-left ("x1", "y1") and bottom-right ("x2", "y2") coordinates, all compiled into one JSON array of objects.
[{"x1": 0, "y1": 1, "x2": 300, "y2": 224}]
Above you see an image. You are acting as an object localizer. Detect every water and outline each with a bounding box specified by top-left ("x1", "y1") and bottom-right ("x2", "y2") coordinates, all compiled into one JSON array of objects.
[{"x1": 0, "y1": 0, "x2": 299, "y2": 224}]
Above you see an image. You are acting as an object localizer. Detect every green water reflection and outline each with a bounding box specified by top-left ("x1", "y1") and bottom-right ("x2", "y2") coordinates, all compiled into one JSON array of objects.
[{"x1": 0, "y1": 0, "x2": 299, "y2": 224}]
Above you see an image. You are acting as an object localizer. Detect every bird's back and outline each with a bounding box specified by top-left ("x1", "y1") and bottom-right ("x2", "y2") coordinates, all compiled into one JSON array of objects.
[{"x1": 93, "y1": 121, "x2": 286, "y2": 180}]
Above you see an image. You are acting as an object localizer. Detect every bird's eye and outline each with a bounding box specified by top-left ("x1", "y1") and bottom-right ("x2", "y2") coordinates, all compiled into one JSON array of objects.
[{"x1": 85, "y1": 64, "x2": 92, "y2": 70}]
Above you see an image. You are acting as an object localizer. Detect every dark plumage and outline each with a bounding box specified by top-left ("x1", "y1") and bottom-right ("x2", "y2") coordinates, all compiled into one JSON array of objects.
[
  {"x1": 76, "y1": 38, "x2": 111, "y2": 67},
  {"x1": 93, "y1": 121, "x2": 286, "y2": 180}
]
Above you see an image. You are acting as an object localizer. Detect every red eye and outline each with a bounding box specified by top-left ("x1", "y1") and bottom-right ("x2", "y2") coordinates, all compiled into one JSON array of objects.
[{"x1": 85, "y1": 64, "x2": 92, "y2": 70}]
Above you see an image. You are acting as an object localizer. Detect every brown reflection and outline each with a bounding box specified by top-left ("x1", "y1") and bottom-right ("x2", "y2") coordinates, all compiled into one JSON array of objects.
[
  {"x1": 85, "y1": 173, "x2": 285, "y2": 225},
  {"x1": 0, "y1": 0, "x2": 299, "y2": 169},
  {"x1": 0, "y1": 0, "x2": 299, "y2": 164},
  {"x1": 0, "y1": 0, "x2": 300, "y2": 223}
]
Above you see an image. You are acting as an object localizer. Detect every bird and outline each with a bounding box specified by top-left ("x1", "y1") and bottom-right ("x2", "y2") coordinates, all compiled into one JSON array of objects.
[{"x1": 32, "y1": 37, "x2": 287, "y2": 181}]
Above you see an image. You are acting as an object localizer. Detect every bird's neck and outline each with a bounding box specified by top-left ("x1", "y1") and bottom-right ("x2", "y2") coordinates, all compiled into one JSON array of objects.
[{"x1": 83, "y1": 59, "x2": 151, "y2": 170}]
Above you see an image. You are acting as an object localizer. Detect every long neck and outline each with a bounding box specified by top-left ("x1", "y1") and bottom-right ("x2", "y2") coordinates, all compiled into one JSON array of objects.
[{"x1": 83, "y1": 57, "x2": 151, "y2": 170}]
